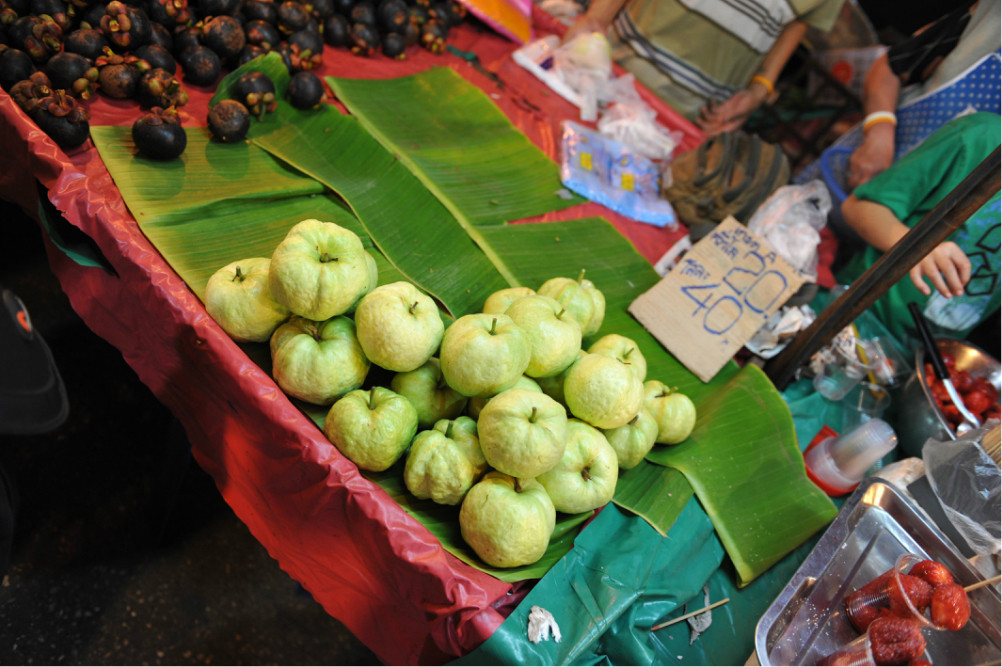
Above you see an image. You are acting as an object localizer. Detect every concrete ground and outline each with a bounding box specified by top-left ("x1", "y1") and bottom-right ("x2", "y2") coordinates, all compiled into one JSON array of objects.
[{"x1": 0, "y1": 199, "x2": 382, "y2": 665}]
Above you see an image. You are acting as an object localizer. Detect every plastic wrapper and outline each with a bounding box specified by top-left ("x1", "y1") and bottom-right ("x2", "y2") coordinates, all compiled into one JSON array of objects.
[
  {"x1": 560, "y1": 121, "x2": 677, "y2": 227},
  {"x1": 747, "y1": 180, "x2": 831, "y2": 282},
  {"x1": 922, "y1": 426, "x2": 1001, "y2": 557}
]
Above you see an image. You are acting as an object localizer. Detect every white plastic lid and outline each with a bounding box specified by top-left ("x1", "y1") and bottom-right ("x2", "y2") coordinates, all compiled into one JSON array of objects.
[{"x1": 805, "y1": 419, "x2": 898, "y2": 490}]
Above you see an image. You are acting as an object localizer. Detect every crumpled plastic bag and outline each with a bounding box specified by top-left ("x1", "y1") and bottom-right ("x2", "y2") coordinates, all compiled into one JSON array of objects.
[
  {"x1": 747, "y1": 180, "x2": 832, "y2": 282},
  {"x1": 922, "y1": 424, "x2": 1001, "y2": 557},
  {"x1": 597, "y1": 100, "x2": 683, "y2": 161}
]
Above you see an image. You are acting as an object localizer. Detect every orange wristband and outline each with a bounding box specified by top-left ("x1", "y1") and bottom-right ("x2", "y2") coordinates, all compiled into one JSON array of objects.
[{"x1": 750, "y1": 75, "x2": 774, "y2": 96}]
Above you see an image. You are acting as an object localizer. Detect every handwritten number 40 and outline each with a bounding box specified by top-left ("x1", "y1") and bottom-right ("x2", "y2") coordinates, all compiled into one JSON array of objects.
[{"x1": 681, "y1": 267, "x2": 789, "y2": 336}]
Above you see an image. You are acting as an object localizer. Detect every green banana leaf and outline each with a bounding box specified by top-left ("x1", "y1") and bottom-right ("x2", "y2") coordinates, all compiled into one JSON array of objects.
[
  {"x1": 211, "y1": 54, "x2": 511, "y2": 317},
  {"x1": 325, "y1": 67, "x2": 584, "y2": 228},
  {"x1": 645, "y1": 363, "x2": 837, "y2": 586},
  {"x1": 90, "y1": 55, "x2": 835, "y2": 586}
]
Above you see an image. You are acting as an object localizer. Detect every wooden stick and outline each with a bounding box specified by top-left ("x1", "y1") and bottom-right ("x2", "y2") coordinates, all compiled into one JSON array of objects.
[
  {"x1": 651, "y1": 598, "x2": 731, "y2": 631},
  {"x1": 964, "y1": 574, "x2": 1002, "y2": 593}
]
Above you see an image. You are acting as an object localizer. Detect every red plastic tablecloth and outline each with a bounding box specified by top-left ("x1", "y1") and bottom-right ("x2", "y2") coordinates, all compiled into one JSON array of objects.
[{"x1": 0, "y1": 10, "x2": 708, "y2": 664}]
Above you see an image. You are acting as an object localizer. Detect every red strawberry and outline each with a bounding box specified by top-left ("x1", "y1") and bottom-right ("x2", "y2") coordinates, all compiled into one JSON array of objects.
[
  {"x1": 909, "y1": 560, "x2": 953, "y2": 588},
  {"x1": 868, "y1": 616, "x2": 926, "y2": 665},
  {"x1": 930, "y1": 583, "x2": 970, "y2": 631},
  {"x1": 887, "y1": 574, "x2": 932, "y2": 616}
]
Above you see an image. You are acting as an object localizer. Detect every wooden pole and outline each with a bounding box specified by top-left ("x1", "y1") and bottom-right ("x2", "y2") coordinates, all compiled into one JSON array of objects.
[{"x1": 764, "y1": 147, "x2": 1001, "y2": 390}]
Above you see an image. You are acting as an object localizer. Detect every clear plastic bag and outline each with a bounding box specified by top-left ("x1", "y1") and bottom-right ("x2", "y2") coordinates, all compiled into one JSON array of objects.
[
  {"x1": 922, "y1": 424, "x2": 1001, "y2": 556},
  {"x1": 746, "y1": 180, "x2": 831, "y2": 282}
]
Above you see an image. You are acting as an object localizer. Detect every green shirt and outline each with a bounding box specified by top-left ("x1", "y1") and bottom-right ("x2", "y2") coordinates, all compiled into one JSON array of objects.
[{"x1": 837, "y1": 112, "x2": 1001, "y2": 344}]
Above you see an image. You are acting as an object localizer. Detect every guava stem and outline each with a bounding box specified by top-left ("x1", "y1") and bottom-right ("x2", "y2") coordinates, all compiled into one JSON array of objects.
[
  {"x1": 232, "y1": 265, "x2": 244, "y2": 282},
  {"x1": 489, "y1": 317, "x2": 498, "y2": 336},
  {"x1": 577, "y1": 269, "x2": 586, "y2": 283},
  {"x1": 514, "y1": 479, "x2": 523, "y2": 493},
  {"x1": 368, "y1": 389, "x2": 376, "y2": 410},
  {"x1": 319, "y1": 252, "x2": 338, "y2": 263},
  {"x1": 409, "y1": 301, "x2": 419, "y2": 315},
  {"x1": 444, "y1": 420, "x2": 453, "y2": 439},
  {"x1": 628, "y1": 414, "x2": 638, "y2": 426},
  {"x1": 556, "y1": 307, "x2": 568, "y2": 320},
  {"x1": 528, "y1": 406, "x2": 537, "y2": 423},
  {"x1": 581, "y1": 467, "x2": 592, "y2": 481}
]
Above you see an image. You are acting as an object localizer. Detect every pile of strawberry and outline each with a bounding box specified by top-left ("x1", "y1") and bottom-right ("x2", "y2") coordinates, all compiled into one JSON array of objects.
[
  {"x1": 923, "y1": 352, "x2": 1000, "y2": 429},
  {"x1": 822, "y1": 558, "x2": 970, "y2": 666}
]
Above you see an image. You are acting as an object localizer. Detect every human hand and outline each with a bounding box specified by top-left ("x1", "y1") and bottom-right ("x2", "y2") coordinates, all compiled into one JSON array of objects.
[
  {"x1": 846, "y1": 127, "x2": 895, "y2": 189},
  {"x1": 696, "y1": 89, "x2": 769, "y2": 136},
  {"x1": 562, "y1": 16, "x2": 605, "y2": 44},
  {"x1": 910, "y1": 241, "x2": 971, "y2": 298}
]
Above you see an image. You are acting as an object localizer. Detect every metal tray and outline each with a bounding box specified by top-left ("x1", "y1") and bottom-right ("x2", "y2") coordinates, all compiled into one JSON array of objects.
[{"x1": 755, "y1": 477, "x2": 1001, "y2": 665}]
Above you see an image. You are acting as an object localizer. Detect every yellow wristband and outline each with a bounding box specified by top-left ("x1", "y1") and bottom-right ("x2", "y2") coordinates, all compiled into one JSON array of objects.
[
  {"x1": 863, "y1": 111, "x2": 897, "y2": 131},
  {"x1": 750, "y1": 75, "x2": 774, "y2": 96}
]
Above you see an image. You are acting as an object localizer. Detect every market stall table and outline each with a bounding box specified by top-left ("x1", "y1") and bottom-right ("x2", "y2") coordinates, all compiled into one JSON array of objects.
[{"x1": 1, "y1": 8, "x2": 836, "y2": 664}]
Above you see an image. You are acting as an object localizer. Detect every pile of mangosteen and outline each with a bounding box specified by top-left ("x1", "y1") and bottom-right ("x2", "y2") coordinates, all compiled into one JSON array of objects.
[{"x1": 1, "y1": 0, "x2": 470, "y2": 157}]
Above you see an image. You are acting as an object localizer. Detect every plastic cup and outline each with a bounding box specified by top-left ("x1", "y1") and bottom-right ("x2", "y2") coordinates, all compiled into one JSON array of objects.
[
  {"x1": 841, "y1": 382, "x2": 892, "y2": 431},
  {"x1": 804, "y1": 419, "x2": 897, "y2": 494},
  {"x1": 844, "y1": 553, "x2": 950, "y2": 632},
  {"x1": 814, "y1": 345, "x2": 875, "y2": 401},
  {"x1": 819, "y1": 632, "x2": 874, "y2": 666}
]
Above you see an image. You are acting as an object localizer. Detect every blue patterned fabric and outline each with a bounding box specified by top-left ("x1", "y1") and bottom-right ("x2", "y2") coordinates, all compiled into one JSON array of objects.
[{"x1": 799, "y1": 49, "x2": 1001, "y2": 198}]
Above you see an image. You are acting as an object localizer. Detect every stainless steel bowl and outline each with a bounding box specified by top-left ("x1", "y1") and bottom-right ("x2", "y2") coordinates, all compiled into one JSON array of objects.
[{"x1": 895, "y1": 337, "x2": 1001, "y2": 457}]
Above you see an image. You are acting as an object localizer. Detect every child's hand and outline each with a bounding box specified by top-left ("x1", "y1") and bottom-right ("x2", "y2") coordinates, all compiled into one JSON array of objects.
[{"x1": 910, "y1": 241, "x2": 971, "y2": 297}]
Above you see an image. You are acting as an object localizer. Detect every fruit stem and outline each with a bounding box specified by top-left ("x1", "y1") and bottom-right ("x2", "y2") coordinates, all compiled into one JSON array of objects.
[
  {"x1": 489, "y1": 317, "x2": 498, "y2": 336},
  {"x1": 368, "y1": 389, "x2": 376, "y2": 410},
  {"x1": 581, "y1": 467, "x2": 591, "y2": 481},
  {"x1": 409, "y1": 300, "x2": 419, "y2": 315},
  {"x1": 319, "y1": 252, "x2": 337, "y2": 263},
  {"x1": 444, "y1": 420, "x2": 453, "y2": 439},
  {"x1": 577, "y1": 269, "x2": 586, "y2": 283},
  {"x1": 232, "y1": 265, "x2": 244, "y2": 282},
  {"x1": 514, "y1": 478, "x2": 523, "y2": 493},
  {"x1": 528, "y1": 406, "x2": 537, "y2": 423}
]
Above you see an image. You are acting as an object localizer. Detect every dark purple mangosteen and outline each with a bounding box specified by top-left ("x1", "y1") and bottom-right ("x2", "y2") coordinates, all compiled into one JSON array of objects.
[
  {"x1": 64, "y1": 28, "x2": 109, "y2": 60},
  {"x1": 322, "y1": 13, "x2": 349, "y2": 47},
  {"x1": 44, "y1": 51, "x2": 99, "y2": 98},
  {"x1": 376, "y1": 0, "x2": 407, "y2": 34},
  {"x1": 202, "y1": 15, "x2": 245, "y2": 62},
  {"x1": 287, "y1": 69, "x2": 325, "y2": 109},
  {"x1": 146, "y1": 0, "x2": 191, "y2": 29},
  {"x1": 243, "y1": 18, "x2": 280, "y2": 50},
  {"x1": 10, "y1": 14, "x2": 63, "y2": 64},
  {"x1": 9, "y1": 71, "x2": 52, "y2": 113},
  {"x1": 331, "y1": 0, "x2": 354, "y2": 16},
  {"x1": 171, "y1": 24, "x2": 203, "y2": 54},
  {"x1": 95, "y1": 50, "x2": 150, "y2": 99},
  {"x1": 207, "y1": 98, "x2": 250, "y2": 142},
  {"x1": 136, "y1": 66, "x2": 188, "y2": 107},
  {"x1": 177, "y1": 44, "x2": 220, "y2": 86},
  {"x1": 232, "y1": 69, "x2": 276, "y2": 119},
  {"x1": 419, "y1": 16, "x2": 446, "y2": 53},
  {"x1": 349, "y1": 20, "x2": 377, "y2": 56},
  {"x1": 0, "y1": 47, "x2": 36, "y2": 90},
  {"x1": 193, "y1": 0, "x2": 241, "y2": 17},
  {"x1": 236, "y1": 43, "x2": 268, "y2": 65},
  {"x1": 132, "y1": 105, "x2": 187, "y2": 159},
  {"x1": 381, "y1": 30, "x2": 405, "y2": 58},
  {"x1": 241, "y1": 0, "x2": 278, "y2": 23},
  {"x1": 134, "y1": 43, "x2": 176, "y2": 73},
  {"x1": 28, "y1": 0, "x2": 71, "y2": 31},
  {"x1": 304, "y1": 0, "x2": 333, "y2": 20},
  {"x1": 348, "y1": 1, "x2": 374, "y2": 27},
  {"x1": 29, "y1": 88, "x2": 90, "y2": 149},
  {"x1": 276, "y1": 0, "x2": 309, "y2": 34},
  {"x1": 100, "y1": 1, "x2": 152, "y2": 51}
]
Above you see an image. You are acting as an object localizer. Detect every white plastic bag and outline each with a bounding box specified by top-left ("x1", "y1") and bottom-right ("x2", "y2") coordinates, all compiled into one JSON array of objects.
[{"x1": 747, "y1": 180, "x2": 831, "y2": 282}]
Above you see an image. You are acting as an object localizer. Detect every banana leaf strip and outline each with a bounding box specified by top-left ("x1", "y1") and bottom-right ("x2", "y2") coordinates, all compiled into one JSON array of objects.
[
  {"x1": 645, "y1": 363, "x2": 838, "y2": 586},
  {"x1": 325, "y1": 67, "x2": 584, "y2": 229}
]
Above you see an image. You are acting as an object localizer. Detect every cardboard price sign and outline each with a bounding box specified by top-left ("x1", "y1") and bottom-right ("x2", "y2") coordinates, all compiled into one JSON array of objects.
[{"x1": 629, "y1": 217, "x2": 804, "y2": 382}]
